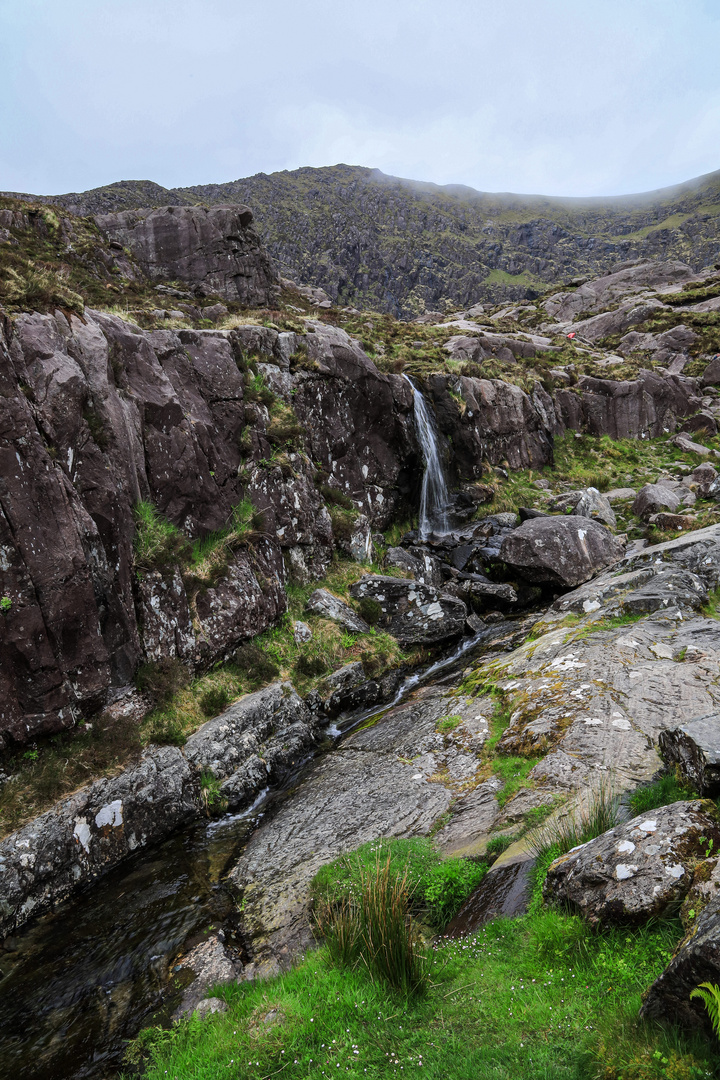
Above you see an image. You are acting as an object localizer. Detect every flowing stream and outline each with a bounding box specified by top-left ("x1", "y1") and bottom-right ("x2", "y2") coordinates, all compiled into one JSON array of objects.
[
  {"x1": 0, "y1": 622, "x2": 518, "y2": 1080},
  {"x1": 403, "y1": 375, "x2": 450, "y2": 539}
]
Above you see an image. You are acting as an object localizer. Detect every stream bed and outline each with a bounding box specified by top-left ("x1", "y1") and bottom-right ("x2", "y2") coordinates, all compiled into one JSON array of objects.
[{"x1": 0, "y1": 622, "x2": 522, "y2": 1080}]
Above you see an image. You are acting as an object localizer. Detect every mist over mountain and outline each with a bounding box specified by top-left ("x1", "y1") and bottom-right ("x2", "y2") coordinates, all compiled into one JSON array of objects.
[{"x1": 5, "y1": 163, "x2": 720, "y2": 316}]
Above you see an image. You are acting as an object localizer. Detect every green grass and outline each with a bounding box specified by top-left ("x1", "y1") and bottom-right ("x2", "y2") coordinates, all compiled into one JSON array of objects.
[
  {"x1": 628, "y1": 773, "x2": 697, "y2": 816},
  {"x1": 124, "y1": 908, "x2": 716, "y2": 1080},
  {"x1": 311, "y1": 837, "x2": 486, "y2": 932},
  {"x1": 493, "y1": 756, "x2": 541, "y2": 808}
]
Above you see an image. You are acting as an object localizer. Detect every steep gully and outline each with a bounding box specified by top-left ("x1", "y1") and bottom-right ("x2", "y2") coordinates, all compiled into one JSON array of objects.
[{"x1": 0, "y1": 392, "x2": 498, "y2": 1080}]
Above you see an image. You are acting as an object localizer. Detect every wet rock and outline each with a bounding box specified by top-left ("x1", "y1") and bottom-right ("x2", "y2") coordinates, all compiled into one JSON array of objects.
[
  {"x1": 184, "y1": 682, "x2": 322, "y2": 810},
  {"x1": 173, "y1": 932, "x2": 242, "y2": 1019},
  {"x1": 317, "y1": 662, "x2": 380, "y2": 717},
  {"x1": 445, "y1": 858, "x2": 533, "y2": 936},
  {"x1": 434, "y1": 777, "x2": 502, "y2": 856},
  {"x1": 659, "y1": 715, "x2": 720, "y2": 796},
  {"x1": 500, "y1": 516, "x2": 623, "y2": 587},
  {"x1": 0, "y1": 746, "x2": 200, "y2": 935},
  {"x1": 633, "y1": 484, "x2": 682, "y2": 520},
  {"x1": 96, "y1": 205, "x2": 279, "y2": 306},
  {"x1": 349, "y1": 575, "x2": 467, "y2": 644},
  {"x1": 305, "y1": 589, "x2": 370, "y2": 633},
  {"x1": 543, "y1": 800, "x2": 720, "y2": 925}
]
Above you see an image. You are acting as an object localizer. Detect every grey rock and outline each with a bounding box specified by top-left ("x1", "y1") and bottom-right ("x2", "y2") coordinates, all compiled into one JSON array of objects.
[
  {"x1": 688, "y1": 462, "x2": 719, "y2": 497},
  {"x1": 349, "y1": 575, "x2": 467, "y2": 644},
  {"x1": 550, "y1": 487, "x2": 616, "y2": 529},
  {"x1": 633, "y1": 484, "x2": 682, "y2": 520},
  {"x1": 194, "y1": 998, "x2": 229, "y2": 1020},
  {"x1": 465, "y1": 578, "x2": 518, "y2": 606},
  {"x1": 701, "y1": 353, "x2": 720, "y2": 386},
  {"x1": 96, "y1": 205, "x2": 279, "y2": 306},
  {"x1": 173, "y1": 933, "x2": 241, "y2": 1019},
  {"x1": 659, "y1": 715, "x2": 720, "y2": 795},
  {"x1": 293, "y1": 621, "x2": 312, "y2": 644},
  {"x1": 0, "y1": 746, "x2": 199, "y2": 935},
  {"x1": 681, "y1": 411, "x2": 718, "y2": 437},
  {"x1": 547, "y1": 261, "x2": 694, "y2": 322},
  {"x1": 642, "y1": 886, "x2": 720, "y2": 1028},
  {"x1": 184, "y1": 682, "x2": 322, "y2": 809},
  {"x1": 543, "y1": 800, "x2": 720, "y2": 925},
  {"x1": 500, "y1": 516, "x2": 623, "y2": 587},
  {"x1": 673, "y1": 433, "x2": 717, "y2": 458},
  {"x1": 621, "y1": 568, "x2": 708, "y2": 615},
  {"x1": 306, "y1": 588, "x2": 370, "y2": 633},
  {"x1": 606, "y1": 488, "x2": 637, "y2": 502}
]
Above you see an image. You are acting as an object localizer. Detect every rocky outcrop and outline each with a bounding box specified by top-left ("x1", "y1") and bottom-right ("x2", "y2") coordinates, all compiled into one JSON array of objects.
[
  {"x1": 0, "y1": 745, "x2": 199, "y2": 935},
  {"x1": 543, "y1": 801, "x2": 720, "y2": 925},
  {"x1": 660, "y1": 716, "x2": 720, "y2": 796},
  {"x1": 95, "y1": 205, "x2": 279, "y2": 306},
  {"x1": 348, "y1": 574, "x2": 467, "y2": 644},
  {"x1": 499, "y1": 516, "x2": 623, "y2": 587},
  {"x1": 184, "y1": 682, "x2": 321, "y2": 809},
  {"x1": 545, "y1": 261, "x2": 696, "y2": 322}
]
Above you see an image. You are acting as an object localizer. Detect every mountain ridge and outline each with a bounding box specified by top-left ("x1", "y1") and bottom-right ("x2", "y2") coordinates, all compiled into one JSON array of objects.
[{"x1": 4, "y1": 163, "x2": 720, "y2": 315}]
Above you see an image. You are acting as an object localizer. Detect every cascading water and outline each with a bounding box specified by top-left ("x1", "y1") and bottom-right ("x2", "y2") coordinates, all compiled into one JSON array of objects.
[{"x1": 404, "y1": 375, "x2": 450, "y2": 539}]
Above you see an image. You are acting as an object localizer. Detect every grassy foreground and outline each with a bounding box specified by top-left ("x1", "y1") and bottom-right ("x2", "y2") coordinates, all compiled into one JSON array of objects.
[{"x1": 124, "y1": 906, "x2": 716, "y2": 1080}]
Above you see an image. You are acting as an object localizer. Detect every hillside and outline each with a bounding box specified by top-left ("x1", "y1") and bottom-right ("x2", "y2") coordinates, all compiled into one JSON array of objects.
[{"x1": 5, "y1": 164, "x2": 720, "y2": 316}]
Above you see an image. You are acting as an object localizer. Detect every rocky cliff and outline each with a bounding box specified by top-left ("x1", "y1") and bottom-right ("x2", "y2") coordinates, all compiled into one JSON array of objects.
[{"x1": 8, "y1": 164, "x2": 720, "y2": 316}]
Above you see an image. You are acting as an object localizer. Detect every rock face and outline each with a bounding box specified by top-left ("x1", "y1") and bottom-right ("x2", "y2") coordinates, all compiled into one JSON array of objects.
[
  {"x1": 660, "y1": 716, "x2": 720, "y2": 796},
  {"x1": 184, "y1": 683, "x2": 321, "y2": 809},
  {"x1": 543, "y1": 801, "x2": 720, "y2": 925},
  {"x1": 349, "y1": 574, "x2": 467, "y2": 644},
  {"x1": 0, "y1": 745, "x2": 199, "y2": 935},
  {"x1": 499, "y1": 516, "x2": 623, "y2": 587},
  {"x1": 95, "y1": 205, "x2": 279, "y2": 306}
]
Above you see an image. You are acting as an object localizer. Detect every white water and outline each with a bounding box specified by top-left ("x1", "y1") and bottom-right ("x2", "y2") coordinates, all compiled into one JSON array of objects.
[{"x1": 403, "y1": 375, "x2": 450, "y2": 539}]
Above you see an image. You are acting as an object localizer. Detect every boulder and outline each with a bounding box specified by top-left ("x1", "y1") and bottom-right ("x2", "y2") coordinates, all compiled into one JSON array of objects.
[
  {"x1": 680, "y1": 411, "x2": 718, "y2": 437},
  {"x1": 543, "y1": 800, "x2": 720, "y2": 926},
  {"x1": 305, "y1": 589, "x2": 370, "y2": 633},
  {"x1": 633, "y1": 484, "x2": 682, "y2": 520},
  {"x1": 0, "y1": 746, "x2": 200, "y2": 935},
  {"x1": 701, "y1": 354, "x2": 720, "y2": 387},
  {"x1": 550, "y1": 488, "x2": 616, "y2": 529},
  {"x1": 673, "y1": 433, "x2": 716, "y2": 458},
  {"x1": 173, "y1": 932, "x2": 242, "y2": 1020},
  {"x1": 647, "y1": 512, "x2": 698, "y2": 531},
  {"x1": 688, "y1": 462, "x2": 719, "y2": 497},
  {"x1": 499, "y1": 517, "x2": 623, "y2": 588},
  {"x1": 641, "y1": 891, "x2": 720, "y2": 1029},
  {"x1": 315, "y1": 662, "x2": 403, "y2": 718},
  {"x1": 606, "y1": 487, "x2": 637, "y2": 502},
  {"x1": 184, "y1": 682, "x2": 322, "y2": 809},
  {"x1": 349, "y1": 575, "x2": 467, "y2": 644},
  {"x1": 659, "y1": 715, "x2": 720, "y2": 796}
]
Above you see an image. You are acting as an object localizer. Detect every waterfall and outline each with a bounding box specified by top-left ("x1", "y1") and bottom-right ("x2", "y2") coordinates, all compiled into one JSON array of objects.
[{"x1": 404, "y1": 375, "x2": 450, "y2": 539}]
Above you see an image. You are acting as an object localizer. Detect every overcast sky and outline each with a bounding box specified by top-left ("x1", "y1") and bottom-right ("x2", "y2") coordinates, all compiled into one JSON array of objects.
[{"x1": 1, "y1": 0, "x2": 719, "y2": 199}]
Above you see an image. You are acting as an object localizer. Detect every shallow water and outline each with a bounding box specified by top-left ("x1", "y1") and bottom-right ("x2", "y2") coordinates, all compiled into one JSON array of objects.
[{"x1": 0, "y1": 619, "x2": 527, "y2": 1079}]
